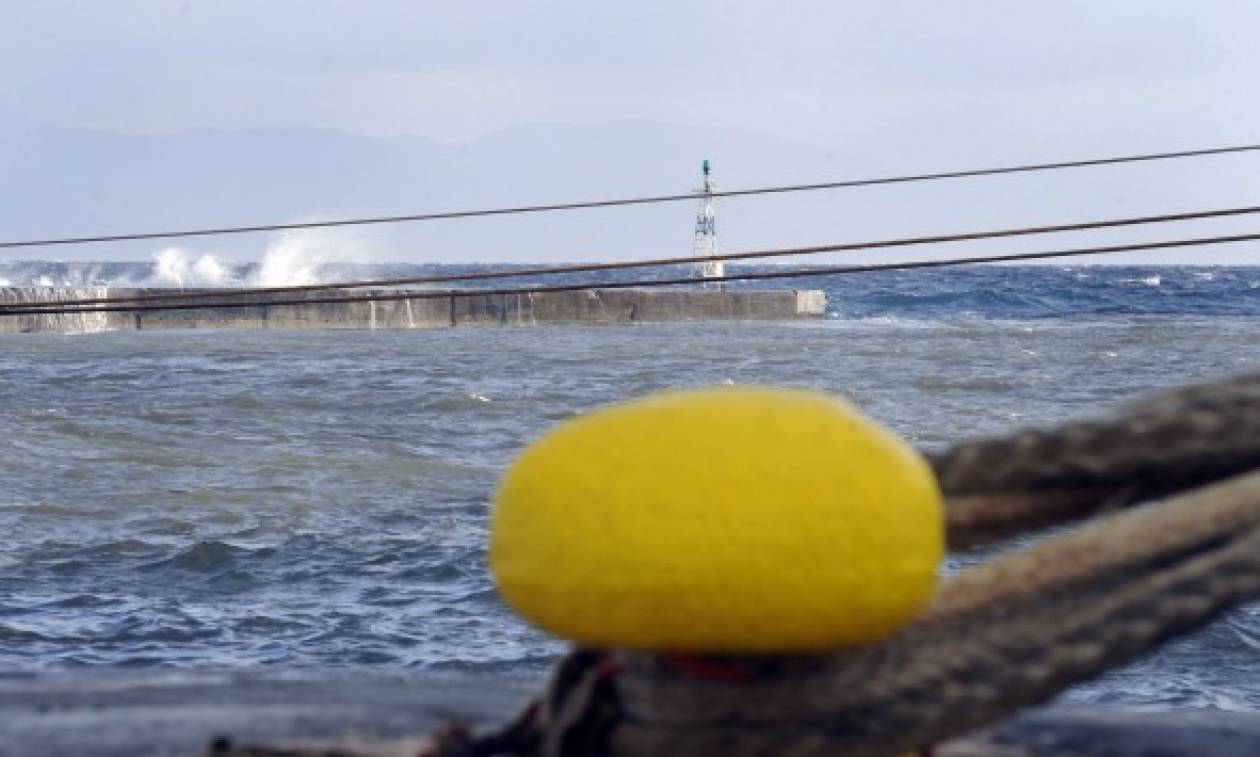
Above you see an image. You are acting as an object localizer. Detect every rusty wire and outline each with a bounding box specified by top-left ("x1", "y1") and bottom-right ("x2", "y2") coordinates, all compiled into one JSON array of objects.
[
  {"x1": 5, "y1": 203, "x2": 1260, "y2": 313},
  {"x1": 3, "y1": 142, "x2": 1259, "y2": 251},
  {"x1": 3, "y1": 229, "x2": 1260, "y2": 318}
]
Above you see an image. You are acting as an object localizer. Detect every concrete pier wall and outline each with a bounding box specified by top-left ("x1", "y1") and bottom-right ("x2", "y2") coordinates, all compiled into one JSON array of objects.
[
  {"x1": 4, "y1": 672, "x2": 1258, "y2": 756},
  {"x1": 0, "y1": 286, "x2": 826, "y2": 334}
]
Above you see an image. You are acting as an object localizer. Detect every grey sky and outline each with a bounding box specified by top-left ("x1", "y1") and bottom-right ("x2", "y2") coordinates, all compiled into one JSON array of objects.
[{"x1": 3, "y1": 1, "x2": 1260, "y2": 264}]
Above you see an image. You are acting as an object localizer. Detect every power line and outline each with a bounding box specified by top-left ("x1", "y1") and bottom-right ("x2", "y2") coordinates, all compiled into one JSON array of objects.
[
  {"x1": 7, "y1": 203, "x2": 1260, "y2": 312},
  {"x1": 4, "y1": 230, "x2": 1257, "y2": 318},
  {"x1": 2, "y1": 142, "x2": 1259, "y2": 250}
]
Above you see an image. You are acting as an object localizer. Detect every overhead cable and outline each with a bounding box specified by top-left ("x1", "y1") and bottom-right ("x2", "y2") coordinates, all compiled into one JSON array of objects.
[
  {"x1": 2, "y1": 142, "x2": 1259, "y2": 250},
  {"x1": 7, "y1": 203, "x2": 1260, "y2": 312},
  {"x1": 3, "y1": 230, "x2": 1258, "y2": 318}
]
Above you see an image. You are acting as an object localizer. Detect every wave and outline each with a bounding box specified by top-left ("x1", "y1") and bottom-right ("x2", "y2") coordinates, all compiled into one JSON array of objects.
[
  {"x1": 141, "y1": 539, "x2": 259, "y2": 573},
  {"x1": 0, "y1": 231, "x2": 352, "y2": 289}
]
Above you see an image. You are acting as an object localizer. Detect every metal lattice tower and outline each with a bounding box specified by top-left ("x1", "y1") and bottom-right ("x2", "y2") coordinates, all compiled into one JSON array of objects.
[{"x1": 693, "y1": 159, "x2": 723, "y2": 283}]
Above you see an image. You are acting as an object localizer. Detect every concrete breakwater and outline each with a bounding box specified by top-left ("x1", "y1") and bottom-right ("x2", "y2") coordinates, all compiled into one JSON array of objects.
[{"x1": 0, "y1": 286, "x2": 826, "y2": 334}]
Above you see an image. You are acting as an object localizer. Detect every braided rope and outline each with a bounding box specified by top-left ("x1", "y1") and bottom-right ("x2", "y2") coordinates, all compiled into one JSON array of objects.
[
  {"x1": 931, "y1": 470, "x2": 1260, "y2": 619},
  {"x1": 609, "y1": 529, "x2": 1260, "y2": 756},
  {"x1": 215, "y1": 372, "x2": 1260, "y2": 756},
  {"x1": 607, "y1": 474, "x2": 1260, "y2": 755},
  {"x1": 431, "y1": 374, "x2": 1260, "y2": 756},
  {"x1": 936, "y1": 371, "x2": 1260, "y2": 548}
]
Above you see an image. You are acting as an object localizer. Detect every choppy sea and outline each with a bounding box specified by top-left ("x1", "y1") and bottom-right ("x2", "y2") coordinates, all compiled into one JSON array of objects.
[{"x1": 3, "y1": 262, "x2": 1260, "y2": 710}]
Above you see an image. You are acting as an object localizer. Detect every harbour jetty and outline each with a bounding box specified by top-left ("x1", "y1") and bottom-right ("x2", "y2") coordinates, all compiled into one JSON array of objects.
[{"x1": 0, "y1": 286, "x2": 826, "y2": 334}]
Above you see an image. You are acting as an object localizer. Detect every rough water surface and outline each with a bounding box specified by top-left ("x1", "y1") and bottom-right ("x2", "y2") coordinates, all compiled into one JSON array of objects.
[{"x1": 2, "y1": 265, "x2": 1260, "y2": 711}]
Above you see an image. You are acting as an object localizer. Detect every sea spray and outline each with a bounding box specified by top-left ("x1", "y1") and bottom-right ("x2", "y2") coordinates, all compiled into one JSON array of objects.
[
  {"x1": 251, "y1": 231, "x2": 338, "y2": 286},
  {"x1": 0, "y1": 286, "x2": 112, "y2": 333},
  {"x1": 98, "y1": 231, "x2": 366, "y2": 290},
  {"x1": 140, "y1": 230, "x2": 358, "y2": 289},
  {"x1": 145, "y1": 248, "x2": 235, "y2": 288}
]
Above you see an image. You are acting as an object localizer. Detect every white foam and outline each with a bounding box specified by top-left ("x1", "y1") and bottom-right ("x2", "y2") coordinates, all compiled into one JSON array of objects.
[
  {"x1": 145, "y1": 248, "x2": 234, "y2": 288},
  {"x1": 138, "y1": 229, "x2": 364, "y2": 289},
  {"x1": 251, "y1": 231, "x2": 334, "y2": 287},
  {"x1": 3, "y1": 286, "x2": 112, "y2": 333},
  {"x1": 192, "y1": 254, "x2": 231, "y2": 285}
]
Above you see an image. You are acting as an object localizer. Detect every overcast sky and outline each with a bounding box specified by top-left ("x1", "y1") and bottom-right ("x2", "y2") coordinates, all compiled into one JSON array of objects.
[{"x1": 4, "y1": 1, "x2": 1260, "y2": 264}]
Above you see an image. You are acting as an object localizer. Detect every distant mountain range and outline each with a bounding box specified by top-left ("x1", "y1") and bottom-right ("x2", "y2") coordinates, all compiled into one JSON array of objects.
[
  {"x1": 0, "y1": 120, "x2": 873, "y2": 263},
  {"x1": 2, "y1": 119, "x2": 1255, "y2": 265}
]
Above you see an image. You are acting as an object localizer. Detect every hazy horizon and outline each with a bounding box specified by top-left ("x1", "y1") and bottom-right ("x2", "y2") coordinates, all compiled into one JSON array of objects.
[{"x1": 4, "y1": 3, "x2": 1260, "y2": 265}]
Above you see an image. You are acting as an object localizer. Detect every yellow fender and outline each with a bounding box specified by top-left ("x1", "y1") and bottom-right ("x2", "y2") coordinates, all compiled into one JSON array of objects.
[{"x1": 491, "y1": 386, "x2": 942, "y2": 652}]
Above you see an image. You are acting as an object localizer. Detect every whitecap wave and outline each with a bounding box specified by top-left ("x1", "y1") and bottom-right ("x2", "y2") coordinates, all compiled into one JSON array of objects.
[
  {"x1": 251, "y1": 232, "x2": 329, "y2": 286},
  {"x1": 144, "y1": 248, "x2": 236, "y2": 288}
]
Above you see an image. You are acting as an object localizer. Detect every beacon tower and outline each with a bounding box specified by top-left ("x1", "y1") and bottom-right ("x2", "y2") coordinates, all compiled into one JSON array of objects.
[{"x1": 694, "y1": 159, "x2": 723, "y2": 284}]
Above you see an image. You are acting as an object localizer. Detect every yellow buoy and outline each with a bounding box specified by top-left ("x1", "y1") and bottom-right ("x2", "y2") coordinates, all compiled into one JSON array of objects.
[{"x1": 489, "y1": 386, "x2": 942, "y2": 652}]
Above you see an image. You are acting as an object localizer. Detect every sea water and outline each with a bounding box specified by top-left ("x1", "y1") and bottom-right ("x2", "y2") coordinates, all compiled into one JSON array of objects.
[{"x1": 2, "y1": 264, "x2": 1260, "y2": 710}]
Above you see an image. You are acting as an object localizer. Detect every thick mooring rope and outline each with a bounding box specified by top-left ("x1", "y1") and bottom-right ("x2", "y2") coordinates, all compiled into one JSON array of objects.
[
  {"x1": 937, "y1": 371, "x2": 1260, "y2": 549},
  {"x1": 212, "y1": 372, "x2": 1260, "y2": 756},
  {"x1": 506, "y1": 373, "x2": 1260, "y2": 757},
  {"x1": 603, "y1": 472, "x2": 1260, "y2": 756}
]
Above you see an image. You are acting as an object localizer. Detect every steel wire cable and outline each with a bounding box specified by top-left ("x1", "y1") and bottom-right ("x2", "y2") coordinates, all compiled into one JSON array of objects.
[
  {"x1": 6, "y1": 203, "x2": 1260, "y2": 312},
  {"x1": 2, "y1": 142, "x2": 1259, "y2": 250},
  {"x1": 3, "y1": 230, "x2": 1258, "y2": 318}
]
